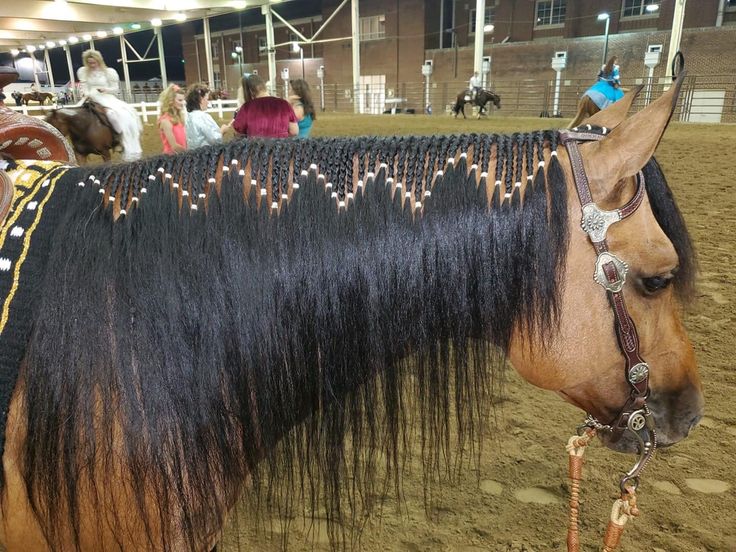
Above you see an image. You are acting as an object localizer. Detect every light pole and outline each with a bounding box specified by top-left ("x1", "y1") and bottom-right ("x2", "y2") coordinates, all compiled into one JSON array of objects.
[
  {"x1": 291, "y1": 41, "x2": 304, "y2": 80},
  {"x1": 483, "y1": 24, "x2": 494, "y2": 89},
  {"x1": 232, "y1": 45, "x2": 243, "y2": 78},
  {"x1": 597, "y1": 13, "x2": 611, "y2": 68}
]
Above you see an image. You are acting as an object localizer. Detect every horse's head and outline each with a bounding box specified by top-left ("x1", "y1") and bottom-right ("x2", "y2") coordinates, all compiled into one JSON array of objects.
[
  {"x1": 44, "y1": 110, "x2": 68, "y2": 134},
  {"x1": 509, "y1": 81, "x2": 703, "y2": 453},
  {"x1": 487, "y1": 91, "x2": 501, "y2": 109}
]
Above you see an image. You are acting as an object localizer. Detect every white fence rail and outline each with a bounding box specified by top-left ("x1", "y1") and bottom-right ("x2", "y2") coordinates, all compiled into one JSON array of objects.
[{"x1": 4, "y1": 99, "x2": 241, "y2": 123}]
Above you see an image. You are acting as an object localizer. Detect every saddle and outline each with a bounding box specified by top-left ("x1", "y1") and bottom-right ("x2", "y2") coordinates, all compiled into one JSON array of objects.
[{"x1": 82, "y1": 100, "x2": 122, "y2": 148}]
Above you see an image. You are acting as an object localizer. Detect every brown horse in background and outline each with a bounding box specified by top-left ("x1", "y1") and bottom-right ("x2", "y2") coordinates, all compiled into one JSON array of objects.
[
  {"x1": 21, "y1": 92, "x2": 55, "y2": 106},
  {"x1": 45, "y1": 104, "x2": 119, "y2": 162}
]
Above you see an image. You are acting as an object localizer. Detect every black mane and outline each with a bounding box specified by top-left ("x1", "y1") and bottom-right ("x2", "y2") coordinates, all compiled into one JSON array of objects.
[{"x1": 17, "y1": 132, "x2": 693, "y2": 550}]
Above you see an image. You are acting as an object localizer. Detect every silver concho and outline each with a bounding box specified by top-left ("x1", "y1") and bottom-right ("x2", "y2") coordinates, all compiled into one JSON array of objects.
[
  {"x1": 628, "y1": 362, "x2": 649, "y2": 384},
  {"x1": 593, "y1": 252, "x2": 629, "y2": 293},
  {"x1": 581, "y1": 203, "x2": 622, "y2": 243},
  {"x1": 628, "y1": 411, "x2": 647, "y2": 432}
]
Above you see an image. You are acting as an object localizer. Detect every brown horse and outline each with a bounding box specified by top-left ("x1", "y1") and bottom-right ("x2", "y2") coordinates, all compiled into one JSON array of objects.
[
  {"x1": 21, "y1": 92, "x2": 55, "y2": 106},
  {"x1": 453, "y1": 88, "x2": 501, "y2": 118},
  {"x1": 0, "y1": 77, "x2": 701, "y2": 551},
  {"x1": 569, "y1": 94, "x2": 601, "y2": 128},
  {"x1": 44, "y1": 104, "x2": 119, "y2": 162}
]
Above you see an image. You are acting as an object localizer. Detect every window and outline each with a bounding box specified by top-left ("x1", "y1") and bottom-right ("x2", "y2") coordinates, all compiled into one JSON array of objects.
[
  {"x1": 211, "y1": 40, "x2": 219, "y2": 60},
  {"x1": 360, "y1": 15, "x2": 386, "y2": 41},
  {"x1": 469, "y1": 4, "x2": 496, "y2": 32},
  {"x1": 258, "y1": 36, "x2": 267, "y2": 56},
  {"x1": 535, "y1": 0, "x2": 566, "y2": 26},
  {"x1": 213, "y1": 71, "x2": 221, "y2": 90},
  {"x1": 725, "y1": 0, "x2": 736, "y2": 8},
  {"x1": 622, "y1": 0, "x2": 659, "y2": 18}
]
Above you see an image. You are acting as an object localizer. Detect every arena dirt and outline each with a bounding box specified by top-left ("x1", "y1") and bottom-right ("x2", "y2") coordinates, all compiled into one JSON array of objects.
[{"x1": 138, "y1": 115, "x2": 734, "y2": 551}]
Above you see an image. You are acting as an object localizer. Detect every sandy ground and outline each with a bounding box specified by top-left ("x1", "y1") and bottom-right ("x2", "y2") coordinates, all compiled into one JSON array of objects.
[{"x1": 92, "y1": 114, "x2": 736, "y2": 550}]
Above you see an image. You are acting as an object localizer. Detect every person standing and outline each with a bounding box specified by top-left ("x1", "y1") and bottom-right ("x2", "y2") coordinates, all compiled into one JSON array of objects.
[
  {"x1": 184, "y1": 83, "x2": 229, "y2": 149},
  {"x1": 232, "y1": 74, "x2": 298, "y2": 139},
  {"x1": 288, "y1": 79, "x2": 316, "y2": 138},
  {"x1": 157, "y1": 84, "x2": 187, "y2": 154},
  {"x1": 77, "y1": 49, "x2": 142, "y2": 162}
]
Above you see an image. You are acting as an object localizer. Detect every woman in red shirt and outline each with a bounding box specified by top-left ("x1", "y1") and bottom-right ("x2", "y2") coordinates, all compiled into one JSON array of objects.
[{"x1": 232, "y1": 74, "x2": 298, "y2": 138}]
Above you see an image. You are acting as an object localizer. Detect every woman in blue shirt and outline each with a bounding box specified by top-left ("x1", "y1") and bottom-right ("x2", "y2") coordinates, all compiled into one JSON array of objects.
[
  {"x1": 288, "y1": 79, "x2": 316, "y2": 138},
  {"x1": 184, "y1": 83, "x2": 230, "y2": 149},
  {"x1": 584, "y1": 56, "x2": 624, "y2": 110}
]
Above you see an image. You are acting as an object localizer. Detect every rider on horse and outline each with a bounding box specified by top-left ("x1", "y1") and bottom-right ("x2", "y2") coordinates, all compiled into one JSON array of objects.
[
  {"x1": 469, "y1": 71, "x2": 481, "y2": 100},
  {"x1": 584, "y1": 56, "x2": 624, "y2": 110}
]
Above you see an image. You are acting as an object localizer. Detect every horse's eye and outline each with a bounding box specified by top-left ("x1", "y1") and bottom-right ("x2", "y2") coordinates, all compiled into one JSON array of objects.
[{"x1": 641, "y1": 275, "x2": 673, "y2": 294}]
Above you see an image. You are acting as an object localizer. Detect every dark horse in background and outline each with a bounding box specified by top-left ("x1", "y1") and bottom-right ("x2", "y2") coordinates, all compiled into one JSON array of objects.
[
  {"x1": 453, "y1": 88, "x2": 501, "y2": 118},
  {"x1": 0, "y1": 76, "x2": 703, "y2": 551},
  {"x1": 45, "y1": 103, "x2": 119, "y2": 162}
]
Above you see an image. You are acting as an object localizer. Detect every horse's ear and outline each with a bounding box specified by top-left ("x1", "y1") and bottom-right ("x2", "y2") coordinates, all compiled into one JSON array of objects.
[
  {"x1": 577, "y1": 85, "x2": 643, "y2": 130},
  {"x1": 582, "y1": 73, "x2": 685, "y2": 185}
]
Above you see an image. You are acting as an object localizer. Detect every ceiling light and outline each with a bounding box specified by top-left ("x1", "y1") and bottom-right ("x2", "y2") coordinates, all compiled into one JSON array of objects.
[
  {"x1": 46, "y1": 41, "x2": 56, "y2": 48},
  {"x1": 484, "y1": 24, "x2": 494, "y2": 33},
  {"x1": 131, "y1": 23, "x2": 142, "y2": 30},
  {"x1": 68, "y1": 36, "x2": 79, "y2": 44},
  {"x1": 82, "y1": 34, "x2": 92, "y2": 41},
  {"x1": 59, "y1": 39, "x2": 67, "y2": 46},
  {"x1": 27, "y1": 45, "x2": 36, "y2": 52},
  {"x1": 10, "y1": 48, "x2": 19, "y2": 56},
  {"x1": 113, "y1": 27, "x2": 124, "y2": 35},
  {"x1": 231, "y1": 1, "x2": 246, "y2": 9},
  {"x1": 174, "y1": 13, "x2": 187, "y2": 22},
  {"x1": 96, "y1": 30, "x2": 107, "y2": 38},
  {"x1": 151, "y1": 18, "x2": 162, "y2": 27},
  {"x1": 38, "y1": 45, "x2": 46, "y2": 50}
]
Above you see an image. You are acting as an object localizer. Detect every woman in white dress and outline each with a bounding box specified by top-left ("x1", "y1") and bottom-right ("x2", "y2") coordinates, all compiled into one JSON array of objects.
[{"x1": 77, "y1": 49, "x2": 142, "y2": 162}]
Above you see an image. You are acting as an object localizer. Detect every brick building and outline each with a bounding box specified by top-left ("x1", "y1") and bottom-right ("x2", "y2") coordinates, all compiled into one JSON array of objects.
[{"x1": 181, "y1": 0, "x2": 736, "y2": 117}]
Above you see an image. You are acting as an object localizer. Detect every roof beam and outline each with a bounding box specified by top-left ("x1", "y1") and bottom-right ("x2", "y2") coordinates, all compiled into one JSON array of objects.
[{"x1": 0, "y1": 18, "x2": 103, "y2": 34}]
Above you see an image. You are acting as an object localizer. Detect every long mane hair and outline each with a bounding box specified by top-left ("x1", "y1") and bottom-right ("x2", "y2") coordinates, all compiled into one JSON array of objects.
[{"x1": 18, "y1": 130, "x2": 694, "y2": 550}]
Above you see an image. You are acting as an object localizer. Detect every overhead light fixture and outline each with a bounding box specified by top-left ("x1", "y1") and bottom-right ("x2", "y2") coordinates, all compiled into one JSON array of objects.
[
  {"x1": 131, "y1": 23, "x2": 142, "y2": 30},
  {"x1": 96, "y1": 30, "x2": 107, "y2": 38},
  {"x1": 38, "y1": 45, "x2": 46, "y2": 50},
  {"x1": 82, "y1": 34, "x2": 92, "y2": 41},
  {"x1": 231, "y1": 1, "x2": 246, "y2": 9},
  {"x1": 10, "y1": 48, "x2": 19, "y2": 56},
  {"x1": 174, "y1": 12, "x2": 187, "y2": 22},
  {"x1": 113, "y1": 27, "x2": 124, "y2": 35},
  {"x1": 151, "y1": 18, "x2": 162, "y2": 27},
  {"x1": 46, "y1": 41, "x2": 56, "y2": 48},
  {"x1": 27, "y1": 45, "x2": 36, "y2": 52},
  {"x1": 484, "y1": 24, "x2": 495, "y2": 33},
  {"x1": 59, "y1": 39, "x2": 67, "y2": 46},
  {"x1": 68, "y1": 36, "x2": 79, "y2": 44},
  {"x1": 597, "y1": 12, "x2": 610, "y2": 21},
  {"x1": 645, "y1": 3, "x2": 659, "y2": 12}
]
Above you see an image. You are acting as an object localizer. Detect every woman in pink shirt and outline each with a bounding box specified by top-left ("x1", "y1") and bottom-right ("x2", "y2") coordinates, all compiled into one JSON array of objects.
[
  {"x1": 232, "y1": 74, "x2": 298, "y2": 138},
  {"x1": 157, "y1": 84, "x2": 187, "y2": 154}
]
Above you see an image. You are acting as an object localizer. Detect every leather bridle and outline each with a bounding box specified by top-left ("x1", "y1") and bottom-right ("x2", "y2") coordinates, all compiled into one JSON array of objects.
[{"x1": 559, "y1": 126, "x2": 656, "y2": 493}]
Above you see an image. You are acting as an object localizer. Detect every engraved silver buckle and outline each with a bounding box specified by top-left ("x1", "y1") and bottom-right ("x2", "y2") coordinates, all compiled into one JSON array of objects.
[
  {"x1": 593, "y1": 252, "x2": 628, "y2": 293},
  {"x1": 581, "y1": 203, "x2": 622, "y2": 243},
  {"x1": 628, "y1": 362, "x2": 649, "y2": 384}
]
